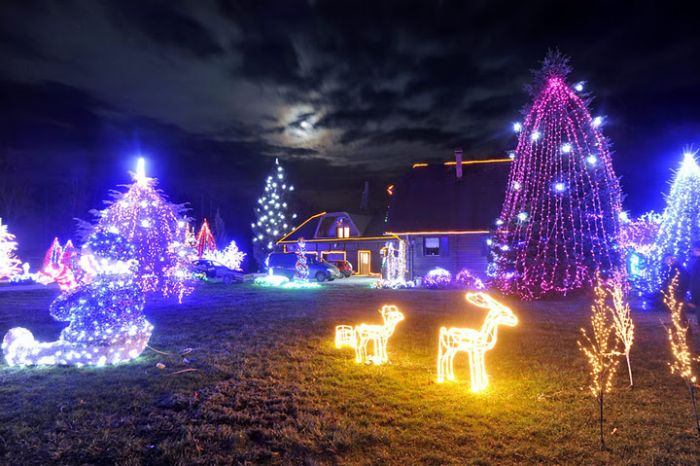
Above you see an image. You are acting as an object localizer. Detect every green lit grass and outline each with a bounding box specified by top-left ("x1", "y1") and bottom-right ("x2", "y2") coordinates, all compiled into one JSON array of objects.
[{"x1": 0, "y1": 283, "x2": 699, "y2": 464}]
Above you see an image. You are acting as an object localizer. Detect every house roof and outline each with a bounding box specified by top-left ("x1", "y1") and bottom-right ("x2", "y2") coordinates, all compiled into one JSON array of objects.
[
  {"x1": 385, "y1": 159, "x2": 512, "y2": 234},
  {"x1": 277, "y1": 211, "x2": 393, "y2": 243}
]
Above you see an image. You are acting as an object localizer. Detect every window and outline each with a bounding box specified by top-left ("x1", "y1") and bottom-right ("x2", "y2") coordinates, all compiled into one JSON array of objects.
[
  {"x1": 424, "y1": 237, "x2": 440, "y2": 256},
  {"x1": 337, "y1": 226, "x2": 350, "y2": 238}
]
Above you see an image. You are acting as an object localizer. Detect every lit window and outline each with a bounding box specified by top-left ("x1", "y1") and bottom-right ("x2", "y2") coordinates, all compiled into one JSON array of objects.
[
  {"x1": 424, "y1": 237, "x2": 440, "y2": 256},
  {"x1": 337, "y1": 226, "x2": 350, "y2": 238}
]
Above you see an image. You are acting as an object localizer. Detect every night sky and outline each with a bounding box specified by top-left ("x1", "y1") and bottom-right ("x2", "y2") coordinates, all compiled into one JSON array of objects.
[{"x1": 2, "y1": 1, "x2": 700, "y2": 260}]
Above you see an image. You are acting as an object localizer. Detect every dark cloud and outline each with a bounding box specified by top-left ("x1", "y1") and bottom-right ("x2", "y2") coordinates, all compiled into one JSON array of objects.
[{"x1": 2, "y1": 0, "x2": 700, "y2": 257}]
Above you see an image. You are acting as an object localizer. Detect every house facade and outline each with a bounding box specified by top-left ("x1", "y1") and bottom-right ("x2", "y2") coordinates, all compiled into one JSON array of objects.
[
  {"x1": 276, "y1": 211, "x2": 395, "y2": 276},
  {"x1": 385, "y1": 151, "x2": 512, "y2": 280}
]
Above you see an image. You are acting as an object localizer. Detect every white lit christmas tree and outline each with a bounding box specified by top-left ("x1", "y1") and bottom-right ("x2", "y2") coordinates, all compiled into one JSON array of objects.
[
  {"x1": 85, "y1": 158, "x2": 194, "y2": 301},
  {"x1": 252, "y1": 158, "x2": 297, "y2": 268},
  {"x1": 0, "y1": 218, "x2": 21, "y2": 280},
  {"x1": 650, "y1": 151, "x2": 700, "y2": 289}
]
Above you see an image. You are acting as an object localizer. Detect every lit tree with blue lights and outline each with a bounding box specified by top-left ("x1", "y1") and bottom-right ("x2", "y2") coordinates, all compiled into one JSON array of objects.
[
  {"x1": 650, "y1": 151, "x2": 700, "y2": 288},
  {"x1": 251, "y1": 158, "x2": 297, "y2": 269}
]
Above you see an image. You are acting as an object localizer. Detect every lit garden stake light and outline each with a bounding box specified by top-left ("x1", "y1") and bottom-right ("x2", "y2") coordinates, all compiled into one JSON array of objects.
[
  {"x1": 353, "y1": 305, "x2": 404, "y2": 365},
  {"x1": 604, "y1": 273, "x2": 635, "y2": 387},
  {"x1": 663, "y1": 273, "x2": 700, "y2": 436},
  {"x1": 437, "y1": 292, "x2": 518, "y2": 392},
  {"x1": 578, "y1": 281, "x2": 621, "y2": 450}
]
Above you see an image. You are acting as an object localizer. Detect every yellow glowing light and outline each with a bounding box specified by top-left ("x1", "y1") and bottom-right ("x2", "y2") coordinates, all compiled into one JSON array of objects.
[
  {"x1": 443, "y1": 158, "x2": 512, "y2": 166},
  {"x1": 605, "y1": 273, "x2": 635, "y2": 386},
  {"x1": 354, "y1": 305, "x2": 405, "y2": 364},
  {"x1": 335, "y1": 325, "x2": 356, "y2": 349},
  {"x1": 412, "y1": 163, "x2": 428, "y2": 168},
  {"x1": 437, "y1": 292, "x2": 518, "y2": 392},
  {"x1": 578, "y1": 281, "x2": 621, "y2": 399},
  {"x1": 663, "y1": 273, "x2": 698, "y2": 384}
]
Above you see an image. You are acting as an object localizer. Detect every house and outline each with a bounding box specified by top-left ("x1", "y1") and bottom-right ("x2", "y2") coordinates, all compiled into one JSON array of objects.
[
  {"x1": 276, "y1": 211, "x2": 395, "y2": 275},
  {"x1": 385, "y1": 150, "x2": 512, "y2": 280}
]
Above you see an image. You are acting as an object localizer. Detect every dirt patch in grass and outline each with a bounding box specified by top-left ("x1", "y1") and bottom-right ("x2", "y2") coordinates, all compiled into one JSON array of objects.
[{"x1": 1, "y1": 284, "x2": 699, "y2": 464}]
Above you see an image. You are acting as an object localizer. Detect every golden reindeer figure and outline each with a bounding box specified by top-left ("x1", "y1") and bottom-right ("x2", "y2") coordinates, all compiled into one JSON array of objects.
[
  {"x1": 355, "y1": 305, "x2": 405, "y2": 364},
  {"x1": 437, "y1": 292, "x2": 518, "y2": 392}
]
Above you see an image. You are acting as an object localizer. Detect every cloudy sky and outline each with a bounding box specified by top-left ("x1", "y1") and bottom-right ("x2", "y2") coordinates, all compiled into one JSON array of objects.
[{"x1": 2, "y1": 0, "x2": 700, "y2": 252}]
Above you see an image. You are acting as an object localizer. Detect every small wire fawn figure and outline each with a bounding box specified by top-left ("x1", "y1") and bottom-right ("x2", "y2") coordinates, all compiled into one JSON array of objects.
[
  {"x1": 355, "y1": 305, "x2": 405, "y2": 364},
  {"x1": 437, "y1": 292, "x2": 518, "y2": 392}
]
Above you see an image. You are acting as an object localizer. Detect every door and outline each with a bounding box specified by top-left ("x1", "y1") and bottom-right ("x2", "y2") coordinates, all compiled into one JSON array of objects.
[{"x1": 358, "y1": 250, "x2": 371, "y2": 275}]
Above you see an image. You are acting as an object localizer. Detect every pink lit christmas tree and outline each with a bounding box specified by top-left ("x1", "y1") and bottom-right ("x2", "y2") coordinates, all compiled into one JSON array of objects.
[
  {"x1": 491, "y1": 53, "x2": 624, "y2": 299},
  {"x1": 83, "y1": 158, "x2": 194, "y2": 301}
]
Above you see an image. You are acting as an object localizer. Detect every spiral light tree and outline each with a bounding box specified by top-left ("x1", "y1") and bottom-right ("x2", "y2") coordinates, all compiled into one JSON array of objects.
[{"x1": 491, "y1": 53, "x2": 623, "y2": 299}]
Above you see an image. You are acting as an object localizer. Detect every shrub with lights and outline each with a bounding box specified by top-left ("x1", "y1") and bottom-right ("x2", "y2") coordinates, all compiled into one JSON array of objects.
[
  {"x1": 423, "y1": 267, "x2": 452, "y2": 289},
  {"x1": 454, "y1": 268, "x2": 485, "y2": 290},
  {"x1": 648, "y1": 151, "x2": 700, "y2": 291},
  {"x1": 490, "y1": 53, "x2": 623, "y2": 299},
  {"x1": 203, "y1": 240, "x2": 246, "y2": 271},
  {"x1": 82, "y1": 158, "x2": 194, "y2": 301},
  {"x1": 251, "y1": 158, "x2": 297, "y2": 270},
  {"x1": 0, "y1": 217, "x2": 22, "y2": 280},
  {"x1": 2, "y1": 231, "x2": 153, "y2": 367}
]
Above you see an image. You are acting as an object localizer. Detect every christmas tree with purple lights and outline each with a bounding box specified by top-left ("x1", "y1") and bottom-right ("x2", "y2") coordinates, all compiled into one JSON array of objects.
[
  {"x1": 491, "y1": 53, "x2": 623, "y2": 299},
  {"x1": 86, "y1": 158, "x2": 194, "y2": 301}
]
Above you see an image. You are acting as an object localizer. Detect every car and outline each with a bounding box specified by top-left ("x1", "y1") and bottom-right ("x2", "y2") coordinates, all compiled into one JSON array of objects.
[
  {"x1": 327, "y1": 259, "x2": 353, "y2": 277},
  {"x1": 267, "y1": 253, "x2": 340, "y2": 282},
  {"x1": 192, "y1": 259, "x2": 244, "y2": 284}
]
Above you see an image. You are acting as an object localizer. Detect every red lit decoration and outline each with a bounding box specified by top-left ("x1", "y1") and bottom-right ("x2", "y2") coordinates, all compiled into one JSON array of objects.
[
  {"x1": 195, "y1": 218, "x2": 216, "y2": 257},
  {"x1": 491, "y1": 53, "x2": 623, "y2": 299}
]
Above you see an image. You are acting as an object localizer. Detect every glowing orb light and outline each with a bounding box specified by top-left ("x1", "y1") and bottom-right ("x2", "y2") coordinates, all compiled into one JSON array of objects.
[{"x1": 437, "y1": 292, "x2": 518, "y2": 392}]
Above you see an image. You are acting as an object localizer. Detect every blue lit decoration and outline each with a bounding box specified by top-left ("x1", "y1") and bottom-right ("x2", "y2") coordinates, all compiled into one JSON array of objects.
[
  {"x1": 619, "y1": 211, "x2": 662, "y2": 289},
  {"x1": 83, "y1": 157, "x2": 194, "y2": 302},
  {"x1": 2, "y1": 231, "x2": 153, "y2": 367},
  {"x1": 648, "y1": 151, "x2": 700, "y2": 289}
]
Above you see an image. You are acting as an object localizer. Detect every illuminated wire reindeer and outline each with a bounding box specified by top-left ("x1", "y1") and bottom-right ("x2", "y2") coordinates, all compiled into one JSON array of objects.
[
  {"x1": 354, "y1": 305, "x2": 405, "y2": 364},
  {"x1": 437, "y1": 292, "x2": 518, "y2": 392}
]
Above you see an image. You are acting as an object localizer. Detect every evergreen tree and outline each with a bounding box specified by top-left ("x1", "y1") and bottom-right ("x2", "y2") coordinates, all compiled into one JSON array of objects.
[
  {"x1": 251, "y1": 159, "x2": 296, "y2": 269},
  {"x1": 650, "y1": 151, "x2": 700, "y2": 288},
  {"x1": 85, "y1": 158, "x2": 193, "y2": 300},
  {"x1": 491, "y1": 53, "x2": 623, "y2": 299},
  {"x1": 0, "y1": 217, "x2": 21, "y2": 279}
]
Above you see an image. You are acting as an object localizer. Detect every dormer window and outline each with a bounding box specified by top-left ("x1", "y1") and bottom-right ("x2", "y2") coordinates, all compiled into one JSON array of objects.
[{"x1": 337, "y1": 226, "x2": 350, "y2": 238}]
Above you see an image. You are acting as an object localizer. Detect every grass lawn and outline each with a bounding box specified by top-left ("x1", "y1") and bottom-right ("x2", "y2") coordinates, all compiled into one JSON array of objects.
[{"x1": 1, "y1": 280, "x2": 700, "y2": 465}]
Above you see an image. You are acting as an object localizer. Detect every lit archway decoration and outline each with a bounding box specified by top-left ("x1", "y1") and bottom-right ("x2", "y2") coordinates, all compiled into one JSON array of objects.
[
  {"x1": 354, "y1": 305, "x2": 404, "y2": 365},
  {"x1": 437, "y1": 292, "x2": 518, "y2": 392}
]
